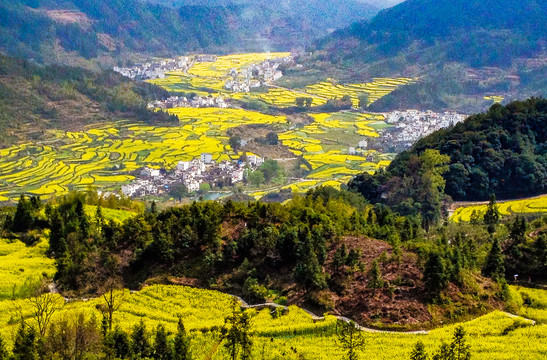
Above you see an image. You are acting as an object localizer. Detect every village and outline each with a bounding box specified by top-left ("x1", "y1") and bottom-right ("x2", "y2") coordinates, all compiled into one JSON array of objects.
[
  {"x1": 147, "y1": 95, "x2": 231, "y2": 110},
  {"x1": 121, "y1": 153, "x2": 265, "y2": 198},
  {"x1": 224, "y1": 56, "x2": 291, "y2": 92},
  {"x1": 375, "y1": 110, "x2": 466, "y2": 152}
]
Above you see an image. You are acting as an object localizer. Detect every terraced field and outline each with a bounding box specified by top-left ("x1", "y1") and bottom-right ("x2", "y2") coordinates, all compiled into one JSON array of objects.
[
  {"x1": 0, "y1": 283, "x2": 546, "y2": 359},
  {"x1": 0, "y1": 52, "x2": 415, "y2": 201},
  {"x1": 451, "y1": 195, "x2": 547, "y2": 222}
]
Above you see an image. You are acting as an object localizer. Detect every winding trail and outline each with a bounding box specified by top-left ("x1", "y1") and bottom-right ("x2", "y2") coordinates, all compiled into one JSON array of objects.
[{"x1": 52, "y1": 282, "x2": 537, "y2": 335}]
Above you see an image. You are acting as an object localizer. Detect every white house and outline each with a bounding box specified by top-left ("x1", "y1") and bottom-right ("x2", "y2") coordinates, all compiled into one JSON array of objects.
[{"x1": 201, "y1": 153, "x2": 213, "y2": 164}]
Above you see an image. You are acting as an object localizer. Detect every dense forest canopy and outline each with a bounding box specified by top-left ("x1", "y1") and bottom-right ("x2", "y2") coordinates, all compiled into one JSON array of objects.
[{"x1": 349, "y1": 98, "x2": 547, "y2": 212}]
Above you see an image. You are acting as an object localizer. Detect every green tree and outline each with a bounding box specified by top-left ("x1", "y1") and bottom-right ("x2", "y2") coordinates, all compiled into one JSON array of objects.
[
  {"x1": 153, "y1": 324, "x2": 171, "y2": 360},
  {"x1": 423, "y1": 252, "x2": 447, "y2": 300},
  {"x1": 337, "y1": 320, "x2": 365, "y2": 360},
  {"x1": 483, "y1": 194, "x2": 500, "y2": 234},
  {"x1": 173, "y1": 318, "x2": 191, "y2": 360},
  {"x1": 131, "y1": 320, "x2": 151, "y2": 359},
  {"x1": 482, "y1": 237, "x2": 505, "y2": 280},
  {"x1": 198, "y1": 183, "x2": 211, "y2": 195},
  {"x1": 223, "y1": 300, "x2": 253, "y2": 360},
  {"x1": 111, "y1": 327, "x2": 132, "y2": 360},
  {"x1": 358, "y1": 93, "x2": 369, "y2": 109},
  {"x1": 12, "y1": 195, "x2": 34, "y2": 232},
  {"x1": 449, "y1": 326, "x2": 471, "y2": 360},
  {"x1": 367, "y1": 260, "x2": 384, "y2": 289},
  {"x1": 12, "y1": 324, "x2": 37, "y2": 360},
  {"x1": 259, "y1": 160, "x2": 280, "y2": 183},
  {"x1": 410, "y1": 341, "x2": 428, "y2": 360},
  {"x1": 229, "y1": 135, "x2": 242, "y2": 153},
  {"x1": 170, "y1": 183, "x2": 188, "y2": 202},
  {"x1": 266, "y1": 132, "x2": 278, "y2": 145},
  {"x1": 248, "y1": 170, "x2": 265, "y2": 186}
]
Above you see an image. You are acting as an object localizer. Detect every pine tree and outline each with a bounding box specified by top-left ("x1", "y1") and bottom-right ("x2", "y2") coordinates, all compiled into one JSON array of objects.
[
  {"x1": 153, "y1": 324, "x2": 171, "y2": 360},
  {"x1": 337, "y1": 321, "x2": 365, "y2": 360},
  {"x1": 432, "y1": 343, "x2": 451, "y2": 360},
  {"x1": 12, "y1": 195, "x2": 33, "y2": 232},
  {"x1": 483, "y1": 194, "x2": 500, "y2": 234},
  {"x1": 410, "y1": 341, "x2": 428, "y2": 360},
  {"x1": 449, "y1": 326, "x2": 471, "y2": 360},
  {"x1": 223, "y1": 300, "x2": 253, "y2": 360},
  {"x1": 131, "y1": 319, "x2": 151, "y2": 359},
  {"x1": 423, "y1": 252, "x2": 447, "y2": 300},
  {"x1": 367, "y1": 260, "x2": 384, "y2": 289},
  {"x1": 482, "y1": 237, "x2": 505, "y2": 280},
  {"x1": 112, "y1": 327, "x2": 132, "y2": 360},
  {"x1": 12, "y1": 324, "x2": 37, "y2": 360},
  {"x1": 173, "y1": 318, "x2": 191, "y2": 360}
]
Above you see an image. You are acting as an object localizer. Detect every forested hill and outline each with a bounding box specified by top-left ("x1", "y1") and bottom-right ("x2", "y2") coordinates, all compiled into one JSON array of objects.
[
  {"x1": 319, "y1": 0, "x2": 546, "y2": 68},
  {"x1": 349, "y1": 98, "x2": 547, "y2": 209},
  {"x1": 0, "y1": 0, "x2": 378, "y2": 66},
  {"x1": 312, "y1": 0, "x2": 547, "y2": 113},
  {"x1": 0, "y1": 55, "x2": 175, "y2": 146}
]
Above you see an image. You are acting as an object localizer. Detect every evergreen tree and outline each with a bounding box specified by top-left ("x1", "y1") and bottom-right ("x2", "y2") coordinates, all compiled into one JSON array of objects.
[
  {"x1": 173, "y1": 318, "x2": 191, "y2": 360},
  {"x1": 509, "y1": 216, "x2": 527, "y2": 245},
  {"x1": 337, "y1": 321, "x2": 365, "y2": 360},
  {"x1": 223, "y1": 300, "x2": 253, "y2": 360},
  {"x1": 367, "y1": 260, "x2": 384, "y2": 289},
  {"x1": 432, "y1": 343, "x2": 451, "y2": 360},
  {"x1": 153, "y1": 324, "x2": 171, "y2": 360},
  {"x1": 112, "y1": 327, "x2": 132, "y2": 360},
  {"x1": 12, "y1": 324, "x2": 36, "y2": 360},
  {"x1": 410, "y1": 341, "x2": 428, "y2": 360},
  {"x1": 423, "y1": 252, "x2": 447, "y2": 300},
  {"x1": 131, "y1": 319, "x2": 151, "y2": 359},
  {"x1": 12, "y1": 195, "x2": 33, "y2": 232},
  {"x1": 483, "y1": 194, "x2": 500, "y2": 234},
  {"x1": 48, "y1": 210, "x2": 67, "y2": 258},
  {"x1": 449, "y1": 326, "x2": 471, "y2": 360},
  {"x1": 482, "y1": 237, "x2": 505, "y2": 280}
]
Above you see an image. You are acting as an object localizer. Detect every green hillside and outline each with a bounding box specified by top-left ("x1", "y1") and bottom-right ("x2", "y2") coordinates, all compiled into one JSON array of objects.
[{"x1": 0, "y1": 55, "x2": 175, "y2": 146}]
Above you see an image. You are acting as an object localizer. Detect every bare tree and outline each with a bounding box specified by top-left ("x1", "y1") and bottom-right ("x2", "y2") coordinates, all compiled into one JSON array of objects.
[
  {"x1": 29, "y1": 290, "x2": 64, "y2": 337},
  {"x1": 98, "y1": 278, "x2": 128, "y2": 332}
]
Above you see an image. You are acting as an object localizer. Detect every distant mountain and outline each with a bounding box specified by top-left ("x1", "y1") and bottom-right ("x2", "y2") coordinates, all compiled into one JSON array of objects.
[
  {"x1": 313, "y1": 0, "x2": 546, "y2": 112},
  {"x1": 149, "y1": 0, "x2": 380, "y2": 31},
  {"x1": 0, "y1": 0, "x2": 379, "y2": 67},
  {"x1": 320, "y1": 0, "x2": 546, "y2": 68}
]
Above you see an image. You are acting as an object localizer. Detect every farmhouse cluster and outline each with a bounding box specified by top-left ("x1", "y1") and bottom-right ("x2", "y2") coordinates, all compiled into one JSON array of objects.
[
  {"x1": 113, "y1": 56, "x2": 192, "y2": 80},
  {"x1": 380, "y1": 110, "x2": 466, "y2": 151},
  {"x1": 147, "y1": 95, "x2": 231, "y2": 109},
  {"x1": 224, "y1": 56, "x2": 291, "y2": 92},
  {"x1": 121, "y1": 153, "x2": 265, "y2": 197}
]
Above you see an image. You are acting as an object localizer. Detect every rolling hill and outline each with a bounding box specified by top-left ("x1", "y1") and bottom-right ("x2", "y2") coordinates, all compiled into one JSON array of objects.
[
  {"x1": 0, "y1": 55, "x2": 174, "y2": 146},
  {"x1": 314, "y1": 0, "x2": 547, "y2": 112}
]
